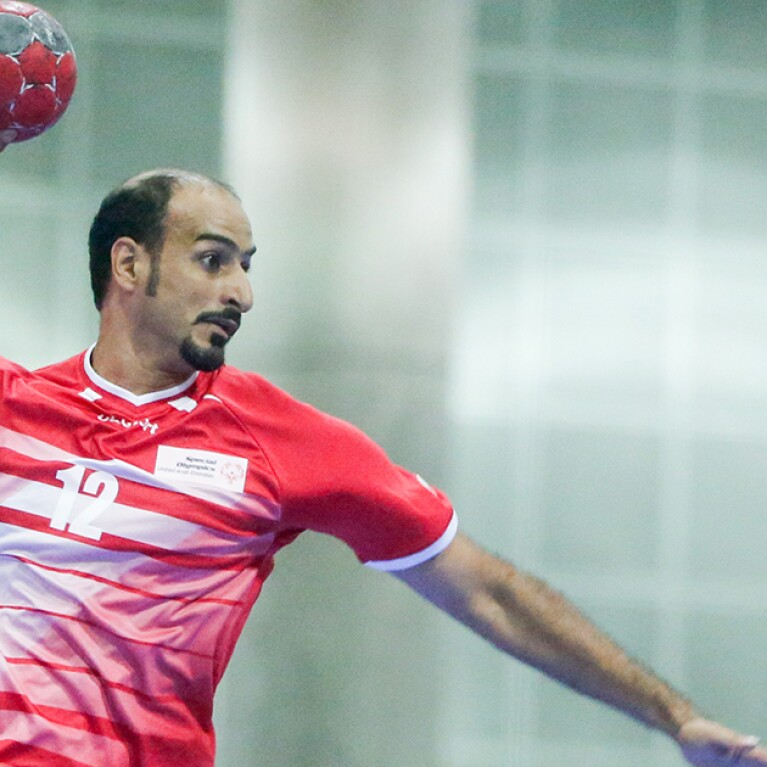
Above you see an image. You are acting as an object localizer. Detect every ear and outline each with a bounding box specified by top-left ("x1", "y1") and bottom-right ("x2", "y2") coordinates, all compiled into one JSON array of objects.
[{"x1": 111, "y1": 236, "x2": 148, "y2": 293}]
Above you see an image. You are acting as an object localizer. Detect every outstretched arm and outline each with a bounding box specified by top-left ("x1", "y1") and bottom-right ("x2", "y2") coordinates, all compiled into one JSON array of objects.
[{"x1": 394, "y1": 532, "x2": 767, "y2": 766}]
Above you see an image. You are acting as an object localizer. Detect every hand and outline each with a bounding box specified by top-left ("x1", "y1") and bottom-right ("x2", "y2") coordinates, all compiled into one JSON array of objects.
[
  {"x1": 679, "y1": 717, "x2": 767, "y2": 766},
  {"x1": 0, "y1": 129, "x2": 18, "y2": 152}
]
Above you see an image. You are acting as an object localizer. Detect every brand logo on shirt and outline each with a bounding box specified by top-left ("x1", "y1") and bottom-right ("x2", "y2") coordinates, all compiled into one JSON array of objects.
[
  {"x1": 97, "y1": 414, "x2": 159, "y2": 436},
  {"x1": 154, "y1": 445, "x2": 248, "y2": 492}
]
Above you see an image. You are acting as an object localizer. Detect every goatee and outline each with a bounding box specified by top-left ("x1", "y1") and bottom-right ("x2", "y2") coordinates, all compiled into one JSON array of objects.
[
  {"x1": 180, "y1": 332, "x2": 227, "y2": 372},
  {"x1": 180, "y1": 307, "x2": 241, "y2": 372}
]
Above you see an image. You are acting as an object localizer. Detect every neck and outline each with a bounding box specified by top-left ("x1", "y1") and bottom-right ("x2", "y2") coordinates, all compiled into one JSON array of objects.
[{"x1": 92, "y1": 322, "x2": 196, "y2": 396}]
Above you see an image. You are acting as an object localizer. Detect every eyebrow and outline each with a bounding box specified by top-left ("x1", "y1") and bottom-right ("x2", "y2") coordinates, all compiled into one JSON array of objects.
[{"x1": 195, "y1": 233, "x2": 257, "y2": 257}]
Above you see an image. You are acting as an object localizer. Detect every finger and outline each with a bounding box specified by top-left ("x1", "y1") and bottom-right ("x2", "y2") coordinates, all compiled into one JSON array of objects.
[
  {"x1": 728, "y1": 736, "x2": 761, "y2": 756},
  {"x1": 731, "y1": 743, "x2": 767, "y2": 766},
  {"x1": 735, "y1": 741, "x2": 767, "y2": 765}
]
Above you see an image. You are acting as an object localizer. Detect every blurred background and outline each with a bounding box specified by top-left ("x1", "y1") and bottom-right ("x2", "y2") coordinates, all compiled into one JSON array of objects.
[{"x1": 1, "y1": 1, "x2": 766, "y2": 765}]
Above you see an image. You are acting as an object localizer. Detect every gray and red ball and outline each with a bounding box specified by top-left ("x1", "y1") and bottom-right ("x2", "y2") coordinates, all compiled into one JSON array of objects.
[{"x1": 0, "y1": 1, "x2": 76, "y2": 143}]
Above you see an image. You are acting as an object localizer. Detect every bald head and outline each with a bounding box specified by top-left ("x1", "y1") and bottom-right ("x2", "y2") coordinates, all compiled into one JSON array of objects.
[
  {"x1": 123, "y1": 168, "x2": 238, "y2": 195},
  {"x1": 88, "y1": 169, "x2": 239, "y2": 309}
]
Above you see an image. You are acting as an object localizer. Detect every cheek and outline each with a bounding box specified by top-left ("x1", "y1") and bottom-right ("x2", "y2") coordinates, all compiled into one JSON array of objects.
[
  {"x1": 144, "y1": 295, "x2": 196, "y2": 338},
  {"x1": 155, "y1": 278, "x2": 205, "y2": 318}
]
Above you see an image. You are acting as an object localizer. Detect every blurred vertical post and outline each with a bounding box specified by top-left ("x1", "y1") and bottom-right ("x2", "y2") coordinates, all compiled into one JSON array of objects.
[{"x1": 217, "y1": 3, "x2": 470, "y2": 766}]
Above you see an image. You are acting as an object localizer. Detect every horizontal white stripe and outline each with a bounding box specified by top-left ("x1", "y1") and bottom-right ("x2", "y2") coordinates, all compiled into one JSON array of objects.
[
  {"x1": 0, "y1": 472, "x2": 272, "y2": 556},
  {"x1": 1, "y1": 665, "x2": 148, "y2": 737},
  {"x1": 0, "y1": 699, "x2": 129, "y2": 766},
  {"x1": 0, "y1": 571, "x2": 230, "y2": 654},
  {"x1": 0, "y1": 659, "x2": 195, "y2": 738},
  {"x1": 0, "y1": 521, "x2": 263, "y2": 602},
  {"x1": 364, "y1": 511, "x2": 458, "y2": 572},
  {"x1": 0, "y1": 423, "x2": 278, "y2": 518},
  {"x1": 0, "y1": 473, "x2": 196, "y2": 549}
]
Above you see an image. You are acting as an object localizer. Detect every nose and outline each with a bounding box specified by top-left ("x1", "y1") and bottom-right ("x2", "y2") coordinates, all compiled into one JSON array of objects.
[{"x1": 224, "y1": 267, "x2": 253, "y2": 314}]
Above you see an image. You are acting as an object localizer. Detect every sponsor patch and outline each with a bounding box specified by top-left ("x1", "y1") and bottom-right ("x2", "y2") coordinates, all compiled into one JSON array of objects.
[{"x1": 154, "y1": 446, "x2": 248, "y2": 492}]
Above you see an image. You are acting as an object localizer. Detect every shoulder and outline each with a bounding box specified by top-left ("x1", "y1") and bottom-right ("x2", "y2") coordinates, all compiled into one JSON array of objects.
[
  {"x1": 209, "y1": 365, "x2": 352, "y2": 434},
  {"x1": 0, "y1": 356, "x2": 26, "y2": 376},
  {"x1": 32, "y1": 352, "x2": 85, "y2": 384},
  {"x1": 0, "y1": 356, "x2": 25, "y2": 396},
  {"x1": 0, "y1": 352, "x2": 88, "y2": 401},
  {"x1": 207, "y1": 366, "x2": 390, "y2": 471},
  {"x1": 211, "y1": 366, "x2": 297, "y2": 405}
]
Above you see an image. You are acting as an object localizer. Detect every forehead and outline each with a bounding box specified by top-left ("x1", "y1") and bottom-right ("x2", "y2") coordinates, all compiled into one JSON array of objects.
[{"x1": 164, "y1": 182, "x2": 253, "y2": 251}]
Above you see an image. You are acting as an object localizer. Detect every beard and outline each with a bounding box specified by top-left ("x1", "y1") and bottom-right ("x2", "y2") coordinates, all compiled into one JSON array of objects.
[
  {"x1": 179, "y1": 307, "x2": 241, "y2": 372},
  {"x1": 179, "y1": 333, "x2": 227, "y2": 372}
]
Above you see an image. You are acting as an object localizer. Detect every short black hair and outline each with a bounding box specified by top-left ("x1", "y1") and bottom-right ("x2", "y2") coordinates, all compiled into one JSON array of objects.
[{"x1": 87, "y1": 170, "x2": 238, "y2": 309}]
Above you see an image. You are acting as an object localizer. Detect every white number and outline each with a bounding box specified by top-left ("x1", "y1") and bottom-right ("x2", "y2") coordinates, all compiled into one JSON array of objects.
[
  {"x1": 69, "y1": 472, "x2": 118, "y2": 540},
  {"x1": 50, "y1": 465, "x2": 85, "y2": 531},
  {"x1": 50, "y1": 466, "x2": 118, "y2": 541}
]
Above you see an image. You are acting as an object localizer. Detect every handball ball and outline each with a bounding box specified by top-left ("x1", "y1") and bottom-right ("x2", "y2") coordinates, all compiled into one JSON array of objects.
[{"x1": 0, "y1": 1, "x2": 76, "y2": 143}]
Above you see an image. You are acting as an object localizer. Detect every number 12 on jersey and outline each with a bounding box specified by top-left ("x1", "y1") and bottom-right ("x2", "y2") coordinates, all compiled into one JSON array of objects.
[{"x1": 50, "y1": 465, "x2": 119, "y2": 541}]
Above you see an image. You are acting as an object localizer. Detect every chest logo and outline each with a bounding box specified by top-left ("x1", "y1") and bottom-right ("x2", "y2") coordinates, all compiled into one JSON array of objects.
[
  {"x1": 97, "y1": 414, "x2": 159, "y2": 436},
  {"x1": 154, "y1": 445, "x2": 248, "y2": 493}
]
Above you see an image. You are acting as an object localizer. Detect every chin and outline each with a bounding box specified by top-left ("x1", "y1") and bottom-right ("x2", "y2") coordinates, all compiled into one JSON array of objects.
[{"x1": 179, "y1": 337, "x2": 227, "y2": 372}]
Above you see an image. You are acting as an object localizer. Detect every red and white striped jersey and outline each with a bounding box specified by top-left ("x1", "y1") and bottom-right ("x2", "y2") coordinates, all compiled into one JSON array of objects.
[{"x1": 0, "y1": 349, "x2": 456, "y2": 767}]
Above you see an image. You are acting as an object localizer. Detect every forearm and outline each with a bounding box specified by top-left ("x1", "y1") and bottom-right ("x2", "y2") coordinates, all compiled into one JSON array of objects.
[
  {"x1": 461, "y1": 562, "x2": 694, "y2": 735},
  {"x1": 398, "y1": 534, "x2": 695, "y2": 738}
]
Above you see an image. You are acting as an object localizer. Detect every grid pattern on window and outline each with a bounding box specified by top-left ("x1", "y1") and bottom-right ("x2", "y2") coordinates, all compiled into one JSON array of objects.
[{"x1": 446, "y1": 2, "x2": 767, "y2": 764}]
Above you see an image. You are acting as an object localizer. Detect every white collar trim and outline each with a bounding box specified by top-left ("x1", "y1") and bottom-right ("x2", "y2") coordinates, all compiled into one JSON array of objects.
[{"x1": 83, "y1": 344, "x2": 199, "y2": 407}]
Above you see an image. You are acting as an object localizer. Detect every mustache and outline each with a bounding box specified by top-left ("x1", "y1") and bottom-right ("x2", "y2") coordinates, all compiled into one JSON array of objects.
[{"x1": 194, "y1": 307, "x2": 242, "y2": 333}]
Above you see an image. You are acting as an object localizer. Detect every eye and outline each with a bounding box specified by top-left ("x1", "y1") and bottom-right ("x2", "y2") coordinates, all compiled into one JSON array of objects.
[{"x1": 200, "y1": 252, "x2": 224, "y2": 272}]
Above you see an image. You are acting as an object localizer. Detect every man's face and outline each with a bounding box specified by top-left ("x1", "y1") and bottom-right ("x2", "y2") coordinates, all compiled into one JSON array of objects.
[{"x1": 134, "y1": 182, "x2": 255, "y2": 374}]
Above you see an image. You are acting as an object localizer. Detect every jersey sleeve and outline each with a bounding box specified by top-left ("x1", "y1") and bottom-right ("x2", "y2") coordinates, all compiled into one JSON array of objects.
[{"x1": 257, "y1": 389, "x2": 457, "y2": 570}]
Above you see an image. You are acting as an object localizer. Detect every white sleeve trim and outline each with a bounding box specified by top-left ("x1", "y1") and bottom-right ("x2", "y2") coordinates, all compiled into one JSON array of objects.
[{"x1": 364, "y1": 511, "x2": 458, "y2": 572}]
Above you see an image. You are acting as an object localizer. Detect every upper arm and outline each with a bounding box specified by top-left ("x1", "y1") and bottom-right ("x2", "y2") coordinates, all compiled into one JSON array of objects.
[{"x1": 393, "y1": 532, "x2": 516, "y2": 623}]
